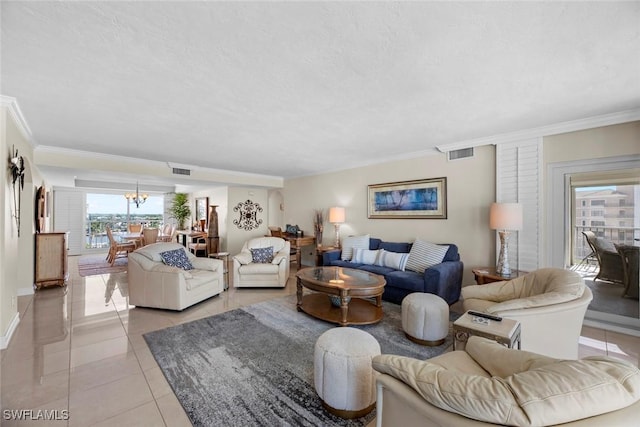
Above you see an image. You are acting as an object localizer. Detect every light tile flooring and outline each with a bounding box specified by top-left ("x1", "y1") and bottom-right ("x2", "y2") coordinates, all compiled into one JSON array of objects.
[{"x1": 2, "y1": 256, "x2": 640, "y2": 426}]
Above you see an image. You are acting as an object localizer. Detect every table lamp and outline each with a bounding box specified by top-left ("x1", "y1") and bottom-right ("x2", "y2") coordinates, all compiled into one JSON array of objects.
[
  {"x1": 489, "y1": 202, "x2": 523, "y2": 277},
  {"x1": 329, "y1": 207, "x2": 346, "y2": 248}
]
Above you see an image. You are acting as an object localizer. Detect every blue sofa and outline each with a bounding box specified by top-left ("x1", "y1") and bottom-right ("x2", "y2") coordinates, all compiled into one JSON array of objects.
[{"x1": 322, "y1": 237, "x2": 463, "y2": 305}]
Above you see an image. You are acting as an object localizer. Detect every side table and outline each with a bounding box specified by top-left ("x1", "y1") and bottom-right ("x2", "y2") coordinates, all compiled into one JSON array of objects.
[
  {"x1": 472, "y1": 267, "x2": 528, "y2": 285},
  {"x1": 208, "y1": 252, "x2": 229, "y2": 290},
  {"x1": 453, "y1": 311, "x2": 521, "y2": 350}
]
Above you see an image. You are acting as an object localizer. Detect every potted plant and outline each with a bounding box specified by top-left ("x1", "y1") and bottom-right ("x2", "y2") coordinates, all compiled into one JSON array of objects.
[{"x1": 170, "y1": 193, "x2": 191, "y2": 230}]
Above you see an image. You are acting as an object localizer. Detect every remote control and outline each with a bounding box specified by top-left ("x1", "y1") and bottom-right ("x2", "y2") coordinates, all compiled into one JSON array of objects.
[{"x1": 468, "y1": 311, "x2": 502, "y2": 322}]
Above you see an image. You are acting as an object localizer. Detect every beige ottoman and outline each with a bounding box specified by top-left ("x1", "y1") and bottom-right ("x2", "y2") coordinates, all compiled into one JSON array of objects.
[
  {"x1": 314, "y1": 327, "x2": 380, "y2": 419},
  {"x1": 402, "y1": 293, "x2": 449, "y2": 346}
]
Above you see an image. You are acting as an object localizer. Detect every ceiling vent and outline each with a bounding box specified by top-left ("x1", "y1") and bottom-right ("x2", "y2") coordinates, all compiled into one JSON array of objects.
[
  {"x1": 172, "y1": 167, "x2": 191, "y2": 176},
  {"x1": 448, "y1": 147, "x2": 474, "y2": 161}
]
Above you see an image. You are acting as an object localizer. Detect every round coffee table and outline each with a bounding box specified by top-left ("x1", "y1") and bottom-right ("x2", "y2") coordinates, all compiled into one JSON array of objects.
[{"x1": 296, "y1": 266, "x2": 386, "y2": 326}]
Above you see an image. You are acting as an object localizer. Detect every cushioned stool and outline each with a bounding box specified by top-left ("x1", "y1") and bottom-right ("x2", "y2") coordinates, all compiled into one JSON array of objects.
[
  {"x1": 314, "y1": 327, "x2": 380, "y2": 419},
  {"x1": 402, "y1": 293, "x2": 449, "y2": 346}
]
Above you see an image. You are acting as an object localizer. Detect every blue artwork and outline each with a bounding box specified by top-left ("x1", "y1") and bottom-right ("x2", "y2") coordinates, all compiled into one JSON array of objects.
[{"x1": 374, "y1": 188, "x2": 438, "y2": 212}]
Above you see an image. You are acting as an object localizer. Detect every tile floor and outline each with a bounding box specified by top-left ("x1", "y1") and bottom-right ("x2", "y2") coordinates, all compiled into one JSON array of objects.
[{"x1": 1, "y1": 256, "x2": 639, "y2": 426}]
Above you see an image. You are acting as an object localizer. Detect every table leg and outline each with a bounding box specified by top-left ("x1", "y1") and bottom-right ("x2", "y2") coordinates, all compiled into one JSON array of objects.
[
  {"x1": 296, "y1": 278, "x2": 303, "y2": 311},
  {"x1": 296, "y1": 247, "x2": 302, "y2": 270},
  {"x1": 340, "y1": 290, "x2": 349, "y2": 326},
  {"x1": 375, "y1": 295, "x2": 382, "y2": 308}
]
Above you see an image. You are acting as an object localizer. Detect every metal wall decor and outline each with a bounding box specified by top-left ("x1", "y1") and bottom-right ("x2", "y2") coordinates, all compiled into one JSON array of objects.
[
  {"x1": 9, "y1": 145, "x2": 25, "y2": 236},
  {"x1": 233, "y1": 199, "x2": 263, "y2": 230}
]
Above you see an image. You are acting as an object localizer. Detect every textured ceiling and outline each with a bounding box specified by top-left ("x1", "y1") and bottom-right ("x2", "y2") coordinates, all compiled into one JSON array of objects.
[{"x1": 2, "y1": 1, "x2": 639, "y2": 184}]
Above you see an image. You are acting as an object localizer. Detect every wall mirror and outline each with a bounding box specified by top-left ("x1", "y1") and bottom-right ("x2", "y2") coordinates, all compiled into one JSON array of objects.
[{"x1": 195, "y1": 197, "x2": 209, "y2": 224}]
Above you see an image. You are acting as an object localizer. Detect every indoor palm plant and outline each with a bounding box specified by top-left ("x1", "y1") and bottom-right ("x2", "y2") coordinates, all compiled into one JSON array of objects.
[{"x1": 170, "y1": 193, "x2": 191, "y2": 230}]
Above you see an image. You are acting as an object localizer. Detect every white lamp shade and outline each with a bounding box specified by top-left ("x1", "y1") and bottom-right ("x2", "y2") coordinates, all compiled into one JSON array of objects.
[
  {"x1": 328, "y1": 206, "x2": 346, "y2": 224},
  {"x1": 489, "y1": 203, "x2": 523, "y2": 231}
]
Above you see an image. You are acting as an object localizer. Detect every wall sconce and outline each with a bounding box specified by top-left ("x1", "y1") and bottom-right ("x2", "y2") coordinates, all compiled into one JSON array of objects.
[
  {"x1": 490, "y1": 202, "x2": 523, "y2": 277},
  {"x1": 329, "y1": 207, "x2": 346, "y2": 248}
]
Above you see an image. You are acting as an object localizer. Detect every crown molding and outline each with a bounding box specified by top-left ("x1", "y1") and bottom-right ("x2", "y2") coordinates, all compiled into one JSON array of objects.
[
  {"x1": 436, "y1": 108, "x2": 640, "y2": 152},
  {"x1": 0, "y1": 95, "x2": 35, "y2": 146}
]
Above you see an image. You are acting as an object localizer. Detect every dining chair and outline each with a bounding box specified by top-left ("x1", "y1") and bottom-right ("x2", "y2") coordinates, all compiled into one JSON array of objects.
[
  {"x1": 106, "y1": 226, "x2": 136, "y2": 266},
  {"x1": 128, "y1": 223, "x2": 142, "y2": 233},
  {"x1": 141, "y1": 228, "x2": 160, "y2": 246},
  {"x1": 188, "y1": 235, "x2": 208, "y2": 256}
]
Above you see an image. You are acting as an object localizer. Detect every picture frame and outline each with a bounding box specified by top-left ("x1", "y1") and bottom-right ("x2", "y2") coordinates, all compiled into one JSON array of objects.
[{"x1": 367, "y1": 177, "x2": 447, "y2": 219}]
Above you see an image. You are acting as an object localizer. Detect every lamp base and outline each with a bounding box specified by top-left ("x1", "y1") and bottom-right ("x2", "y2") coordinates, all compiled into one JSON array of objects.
[
  {"x1": 333, "y1": 224, "x2": 341, "y2": 248},
  {"x1": 496, "y1": 230, "x2": 512, "y2": 277}
]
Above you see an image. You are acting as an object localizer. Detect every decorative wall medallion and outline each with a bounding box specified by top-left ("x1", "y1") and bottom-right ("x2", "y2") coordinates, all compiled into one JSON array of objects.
[{"x1": 233, "y1": 199, "x2": 263, "y2": 230}]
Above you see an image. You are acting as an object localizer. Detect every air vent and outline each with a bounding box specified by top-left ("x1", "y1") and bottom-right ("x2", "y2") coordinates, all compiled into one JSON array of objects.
[
  {"x1": 448, "y1": 147, "x2": 474, "y2": 161},
  {"x1": 172, "y1": 167, "x2": 191, "y2": 176}
]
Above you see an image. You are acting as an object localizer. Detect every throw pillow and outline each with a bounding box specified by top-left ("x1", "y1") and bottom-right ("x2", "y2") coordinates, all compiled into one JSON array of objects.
[
  {"x1": 341, "y1": 235, "x2": 370, "y2": 261},
  {"x1": 375, "y1": 249, "x2": 409, "y2": 271},
  {"x1": 160, "y1": 248, "x2": 194, "y2": 270},
  {"x1": 251, "y1": 246, "x2": 274, "y2": 263},
  {"x1": 352, "y1": 248, "x2": 379, "y2": 265},
  {"x1": 405, "y1": 239, "x2": 449, "y2": 273}
]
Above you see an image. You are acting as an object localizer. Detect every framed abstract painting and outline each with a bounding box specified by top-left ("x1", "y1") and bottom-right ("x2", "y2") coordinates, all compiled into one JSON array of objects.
[{"x1": 367, "y1": 177, "x2": 447, "y2": 219}]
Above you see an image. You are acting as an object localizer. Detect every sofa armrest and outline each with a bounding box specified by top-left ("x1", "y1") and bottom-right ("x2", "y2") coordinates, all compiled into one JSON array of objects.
[
  {"x1": 322, "y1": 249, "x2": 341, "y2": 265},
  {"x1": 234, "y1": 252, "x2": 253, "y2": 265},
  {"x1": 190, "y1": 257, "x2": 221, "y2": 272},
  {"x1": 423, "y1": 261, "x2": 464, "y2": 305}
]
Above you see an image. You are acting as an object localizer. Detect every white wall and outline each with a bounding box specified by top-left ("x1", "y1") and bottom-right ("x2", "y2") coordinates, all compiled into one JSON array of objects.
[
  {"x1": 1, "y1": 106, "x2": 41, "y2": 346},
  {"x1": 283, "y1": 145, "x2": 496, "y2": 285},
  {"x1": 226, "y1": 187, "x2": 270, "y2": 255}
]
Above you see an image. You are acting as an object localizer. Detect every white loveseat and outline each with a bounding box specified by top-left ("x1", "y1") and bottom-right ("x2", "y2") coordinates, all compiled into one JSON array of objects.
[
  {"x1": 128, "y1": 242, "x2": 224, "y2": 310},
  {"x1": 233, "y1": 237, "x2": 290, "y2": 288},
  {"x1": 373, "y1": 336, "x2": 640, "y2": 427}
]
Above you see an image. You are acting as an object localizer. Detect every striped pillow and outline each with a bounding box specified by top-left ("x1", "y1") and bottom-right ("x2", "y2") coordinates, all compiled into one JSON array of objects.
[
  {"x1": 352, "y1": 248, "x2": 379, "y2": 265},
  {"x1": 405, "y1": 239, "x2": 449, "y2": 273},
  {"x1": 375, "y1": 249, "x2": 409, "y2": 271},
  {"x1": 341, "y1": 235, "x2": 370, "y2": 261}
]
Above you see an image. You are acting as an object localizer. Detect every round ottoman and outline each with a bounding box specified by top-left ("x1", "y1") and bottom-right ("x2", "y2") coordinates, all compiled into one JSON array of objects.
[
  {"x1": 401, "y1": 293, "x2": 449, "y2": 346},
  {"x1": 314, "y1": 327, "x2": 380, "y2": 419}
]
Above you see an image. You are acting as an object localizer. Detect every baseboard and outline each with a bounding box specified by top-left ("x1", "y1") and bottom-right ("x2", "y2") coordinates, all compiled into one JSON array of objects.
[
  {"x1": 0, "y1": 312, "x2": 20, "y2": 350},
  {"x1": 17, "y1": 286, "x2": 34, "y2": 296}
]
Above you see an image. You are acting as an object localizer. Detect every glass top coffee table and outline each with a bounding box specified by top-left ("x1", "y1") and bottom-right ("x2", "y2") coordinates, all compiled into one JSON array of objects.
[{"x1": 296, "y1": 266, "x2": 386, "y2": 326}]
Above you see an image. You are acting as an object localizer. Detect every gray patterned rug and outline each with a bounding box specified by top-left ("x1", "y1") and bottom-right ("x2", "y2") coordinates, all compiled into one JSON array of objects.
[{"x1": 144, "y1": 295, "x2": 458, "y2": 427}]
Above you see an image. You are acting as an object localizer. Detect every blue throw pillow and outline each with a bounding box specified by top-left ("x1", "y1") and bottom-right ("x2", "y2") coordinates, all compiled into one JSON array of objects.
[
  {"x1": 160, "y1": 248, "x2": 194, "y2": 270},
  {"x1": 251, "y1": 246, "x2": 274, "y2": 263}
]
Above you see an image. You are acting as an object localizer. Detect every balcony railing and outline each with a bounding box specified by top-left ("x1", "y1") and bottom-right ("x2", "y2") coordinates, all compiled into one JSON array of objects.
[{"x1": 85, "y1": 218, "x2": 164, "y2": 249}]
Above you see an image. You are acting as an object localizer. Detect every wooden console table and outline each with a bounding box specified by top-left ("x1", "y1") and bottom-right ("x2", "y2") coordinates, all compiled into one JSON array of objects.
[{"x1": 281, "y1": 233, "x2": 315, "y2": 269}]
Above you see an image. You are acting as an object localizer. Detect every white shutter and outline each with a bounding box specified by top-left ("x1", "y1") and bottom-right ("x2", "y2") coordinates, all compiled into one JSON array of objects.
[
  {"x1": 496, "y1": 139, "x2": 543, "y2": 272},
  {"x1": 53, "y1": 188, "x2": 85, "y2": 255}
]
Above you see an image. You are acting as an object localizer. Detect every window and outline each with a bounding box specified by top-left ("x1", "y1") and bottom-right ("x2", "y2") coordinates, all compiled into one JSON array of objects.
[
  {"x1": 590, "y1": 220, "x2": 605, "y2": 227},
  {"x1": 86, "y1": 193, "x2": 164, "y2": 249},
  {"x1": 591, "y1": 210, "x2": 604, "y2": 217},
  {"x1": 590, "y1": 199, "x2": 605, "y2": 206},
  {"x1": 620, "y1": 199, "x2": 626, "y2": 206}
]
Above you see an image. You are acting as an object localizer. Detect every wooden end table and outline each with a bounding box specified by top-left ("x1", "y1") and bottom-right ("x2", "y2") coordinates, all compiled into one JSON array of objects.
[
  {"x1": 296, "y1": 266, "x2": 386, "y2": 326},
  {"x1": 472, "y1": 267, "x2": 528, "y2": 285},
  {"x1": 453, "y1": 311, "x2": 521, "y2": 350}
]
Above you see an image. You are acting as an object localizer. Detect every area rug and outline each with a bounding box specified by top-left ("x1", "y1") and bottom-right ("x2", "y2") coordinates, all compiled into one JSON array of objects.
[
  {"x1": 77, "y1": 254, "x2": 127, "y2": 277},
  {"x1": 144, "y1": 295, "x2": 459, "y2": 427}
]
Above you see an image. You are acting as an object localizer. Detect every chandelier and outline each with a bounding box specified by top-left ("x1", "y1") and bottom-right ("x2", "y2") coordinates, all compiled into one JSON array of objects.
[{"x1": 124, "y1": 182, "x2": 148, "y2": 208}]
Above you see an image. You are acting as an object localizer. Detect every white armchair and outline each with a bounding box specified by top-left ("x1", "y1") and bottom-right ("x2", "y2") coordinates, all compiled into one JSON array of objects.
[
  {"x1": 233, "y1": 237, "x2": 290, "y2": 288},
  {"x1": 128, "y1": 242, "x2": 224, "y2": 310},
  {"x1": 462, "y1": 268, "x2": 593, "y2": 359}
]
